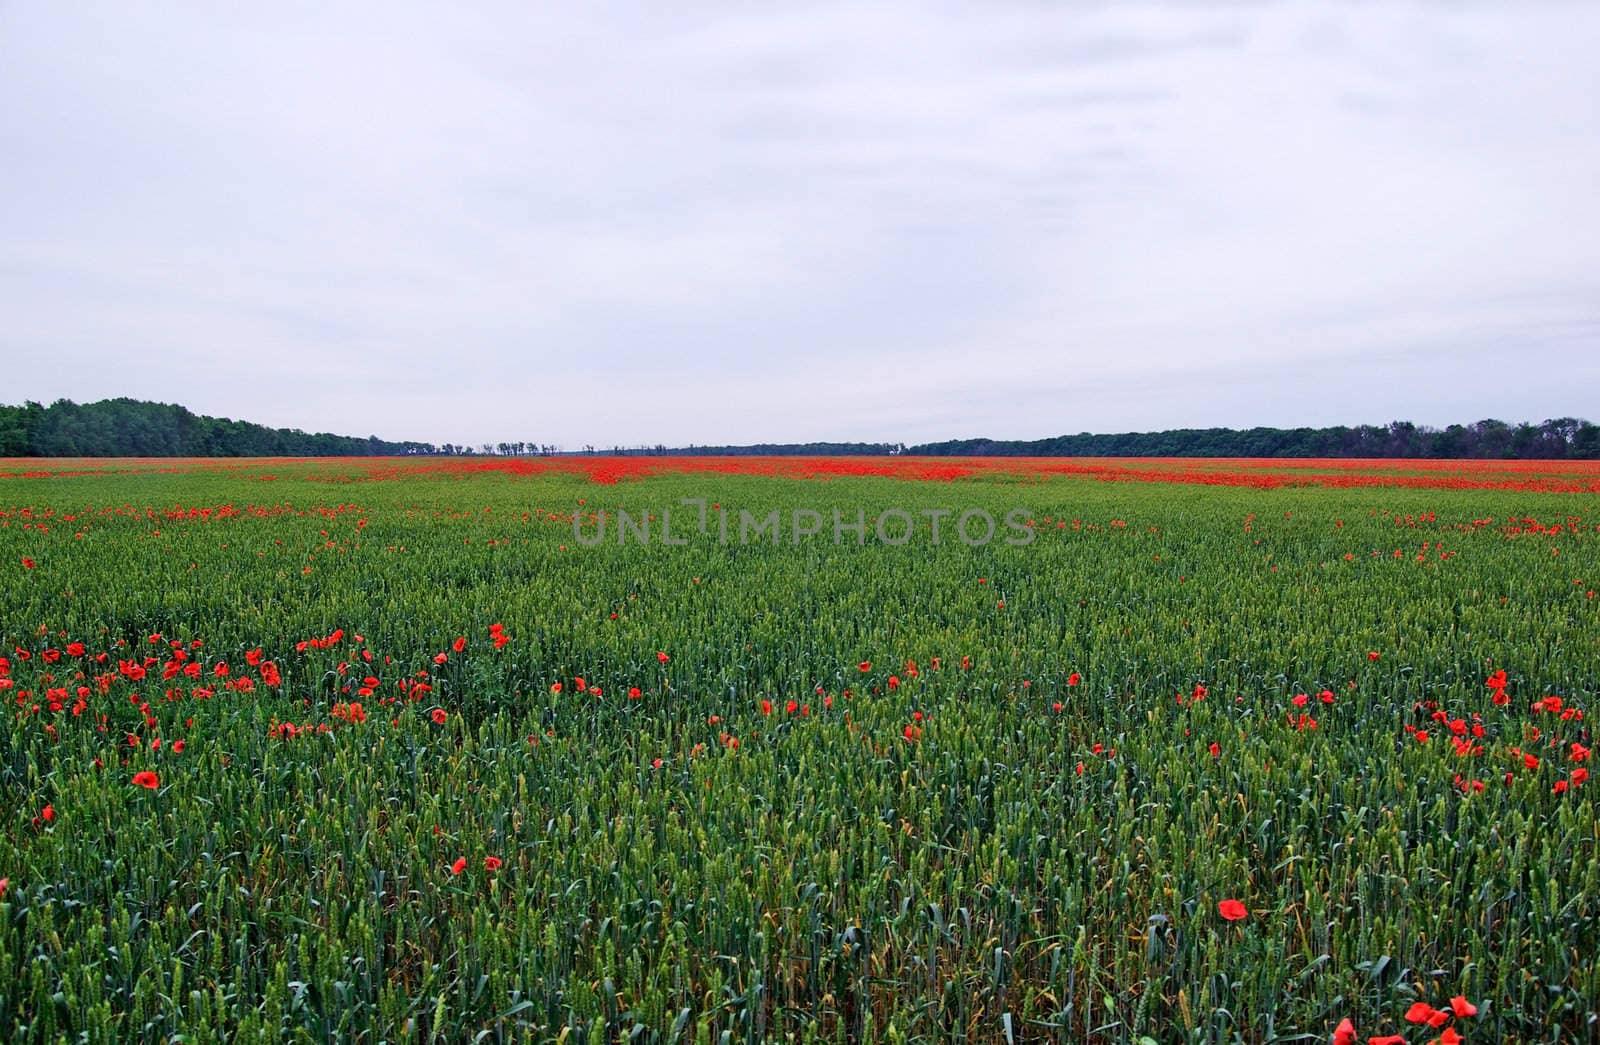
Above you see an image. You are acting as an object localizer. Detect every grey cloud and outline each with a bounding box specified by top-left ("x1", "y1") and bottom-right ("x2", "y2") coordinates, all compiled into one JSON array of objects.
[{"x1": 1, "y1": 1, "x2": 1596, "y2": 448}]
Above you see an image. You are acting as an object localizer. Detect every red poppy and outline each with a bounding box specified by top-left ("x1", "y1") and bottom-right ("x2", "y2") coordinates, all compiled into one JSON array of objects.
[
  {"x1": 550, "y1": 682, "x2": 562, "y2": 694},
  {"x1": 858, "y1": 661, "x2": 871, "y2": 672},
  {"x1": 132, "y1": 771, "x2": 159, "y2": 789},
  {"x1": 431, "y1": 708, "x2": 448, "y2": 725},
  {"x1": 453, "y1": 637, "x2": 466, "y2": 653},
  {"x1": 1367, "y1": 1036, "x2": 1405, "y2": 1045},
  {"x1": 628, "y1": 687, "x2": 642, "y2": 699},
  {"x1": 1403, "y1": 1003, "x2": 1448, "y2": 1027},
  {"x1": 1331, "y1": 1017, "x2": 1356, "y2": 1045},
  {"x1": 1217, "y1": 899, "x2": 1247, "y2": 921},
  {"x1": 1368, "y1": 651, "x2": 1380, "y2": 661},
  {"x1": 173, "y1": 740, "x2": 186, "y2": 753},
  {"x1": 1067, "y1": 672, "x2": 1081, "y2": 686},
  {"x1": 41, "y1": 805, "x2": 54, "y2": 823},
  {"x1": 20, "y1": 557, "x2": 34, "y2": 569},
  {"x1": 657, "y1": 651, "x2": 669, "y2": 663},
  {"x1": 1209, "y1": 741, "x2": 1221, "y2": 758},
  {"x1": 450, "y1": 857, "x2": 467, "y2": 875},
  {"x1": 484, "y1": 855, "x2": 502, "y2": 871},
  {"x1": 1449, "y1": 995, "x2": 1476, "y2": 1018}
]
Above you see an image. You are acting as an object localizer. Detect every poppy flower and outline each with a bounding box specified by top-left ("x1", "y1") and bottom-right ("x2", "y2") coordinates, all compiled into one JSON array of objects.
[
  {"x1": 858, "y1": 661, "x2": 871, "y2": 672},
  {"x1": 1448, "y1": 995, "x2": 1476, "y2": 1018},
  {"x1": 1368, "y1": 651, "x2": 1380, "y2": 661},
  {"x1": 450, "y1": 857, "x2": 467, "y2": 875},
  {"x1": 41, "y1": 805, "x2": 54, "y2": 823},
  {"x1": 1217, "y1": 899, "x2": 1247, "y2": 921},
  {"x1": 1403, "y1": 1003, "x2": 1448, "y2": 1028},
  {"x1": 431, "y1": 708, "x2": 448, "y2": 725},
  {"x1": 656, "y1": 651, "x2": 669, "y2": 663},
  {"x1": 20, "y1": 558, "x2": 34, "y2": 569},
  {"x1": 484, "y1": 856, "x2": 502, "y2": 871},
  {"x1": 1331, "y1": 1017, "x2": 1356, "y2": 1045},
  {"x1": 1367, "y1": 1036, "x2": 1406, "y2": 1045},
  {"x1": 1209, "y1": 741, "x2": 1221, "y2": 758},
  {"x1": 452, "y1": 637, "x2": 466, "y2": 653},
  {"x1": 132, "y1": 771, "x2": 159, "y2": 789}
]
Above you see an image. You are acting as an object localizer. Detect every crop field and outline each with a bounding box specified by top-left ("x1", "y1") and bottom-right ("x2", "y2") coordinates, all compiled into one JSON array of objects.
[{"x1": 1, "y1": 456, "x2": 1597, "y2": 1044}]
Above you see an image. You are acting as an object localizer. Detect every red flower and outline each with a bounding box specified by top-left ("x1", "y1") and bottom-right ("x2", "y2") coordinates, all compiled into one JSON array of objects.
[
  {"x1": 1209, "y1": 741, "x2": 1221, "y2": 758},
  {"x1": 887, "y1": 675, "x2": 900, "y2": 689},
  {"x1": 1448, "y1": 995, "x2": 1476, "y2": 1018},
  {"x1": 453, "y1": 637, "x2": 466, "y2": 653},
  {"x1": 550, "y1": 682, "x2": 562, "y2": 694},
  {"x1": 656, "y1": 651, "x2": 669, "y2": 664},
  {"x1": 628, "y1": 687, "x2": 642, "y2": 699},
  {"x1": 41, "y1": 805, "x2": 54, "y2": 823},
  {"x1": 450, "y1": 857, "x2": 467, "y2": 875},
  {"x1": 484, "y1": 855, "x2": 502, "y2": 872},
  {"x1": 173, "y1": 740, "x2": 186, "y2": 753},
  {"x1": 858, "y1": 661, "x2": 871, "y2": 672},
  {"x1": 1331, "y1": 1017, "x2": 1357, "y2": 1045},
  {"x1": 1217, "y1": 899, "x2": 1247, "y2": 921},
  {"x1": 1368, "y1": 651, "x2": 1380, "y2": 661},
  {"x1": 433, "y1": 653, "x2": 448, "y2": 665},
  {"x1": 1403, "y1": 1003, "x2": 1448, "y2": 1027},
  {"x1": 132, "y1": 771, "x2": 159, "y2": 789},
  {"x1": 1067, "y1": 672, "x2": 1081, "y2": 686},
  {"x1": 432, "y1": 708, "x2": 448, "y2": 725},
  {"x1": 1367, "y1": 1036, "x2": 1406, "y2": 1045},
  {"x1": 21, "y1": 557, "x2": 34, "y2": 569}
]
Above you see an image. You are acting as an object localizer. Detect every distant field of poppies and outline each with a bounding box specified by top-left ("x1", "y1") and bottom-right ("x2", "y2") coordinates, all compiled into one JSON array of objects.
[{"x1": 2, "y1": 456, "x2": 1596, "y2": 1043}]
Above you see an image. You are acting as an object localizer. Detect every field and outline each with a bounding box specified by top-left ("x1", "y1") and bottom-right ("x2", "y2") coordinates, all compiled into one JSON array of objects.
[{"x1": 2, "y1": 456, "x2": 1597, "y2": 1044}]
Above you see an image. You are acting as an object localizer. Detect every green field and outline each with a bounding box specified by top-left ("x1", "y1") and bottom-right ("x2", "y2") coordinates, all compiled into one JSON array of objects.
[{"x1": 2, "y1": 461, "x2": 1596, "y2": 1043}]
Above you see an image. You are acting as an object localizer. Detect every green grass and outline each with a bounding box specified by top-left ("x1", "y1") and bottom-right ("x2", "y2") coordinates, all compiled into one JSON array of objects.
[{"x1": 1, "y1": 464, "x2": 1596, "y2": 1043}]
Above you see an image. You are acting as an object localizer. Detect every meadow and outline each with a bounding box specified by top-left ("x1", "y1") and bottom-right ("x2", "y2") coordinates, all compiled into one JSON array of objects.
[{"x1": 1, "y1": 456, "x2": 1596, "y2": 1043}]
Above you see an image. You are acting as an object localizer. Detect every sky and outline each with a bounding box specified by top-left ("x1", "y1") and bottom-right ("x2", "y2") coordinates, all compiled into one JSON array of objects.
[{"x1": 3, "y1": 2, "x2": 1598, "y2": 449}]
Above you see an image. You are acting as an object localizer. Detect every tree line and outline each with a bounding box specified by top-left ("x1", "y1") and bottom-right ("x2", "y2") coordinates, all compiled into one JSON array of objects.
[
  {"x1": 1, "y1": 399, "x2": 1596, "y2": 459},
  {"x1": 0, "y1": 399, "x2": 445, "y2": 457},
  {"x1": 907, "y1": 418, "x2": 1600, "y2": 459}
]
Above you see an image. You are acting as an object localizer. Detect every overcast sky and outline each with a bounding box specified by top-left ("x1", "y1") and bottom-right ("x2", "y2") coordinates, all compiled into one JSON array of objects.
[{"x1": 3, "y1": 2, "x2": 1598, "y2": 448}]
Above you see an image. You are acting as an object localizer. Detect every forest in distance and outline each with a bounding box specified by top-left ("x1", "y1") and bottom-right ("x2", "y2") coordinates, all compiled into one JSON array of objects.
[{"x1": 2, "y1": 397, "x2": 1599, "y2": 460}]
